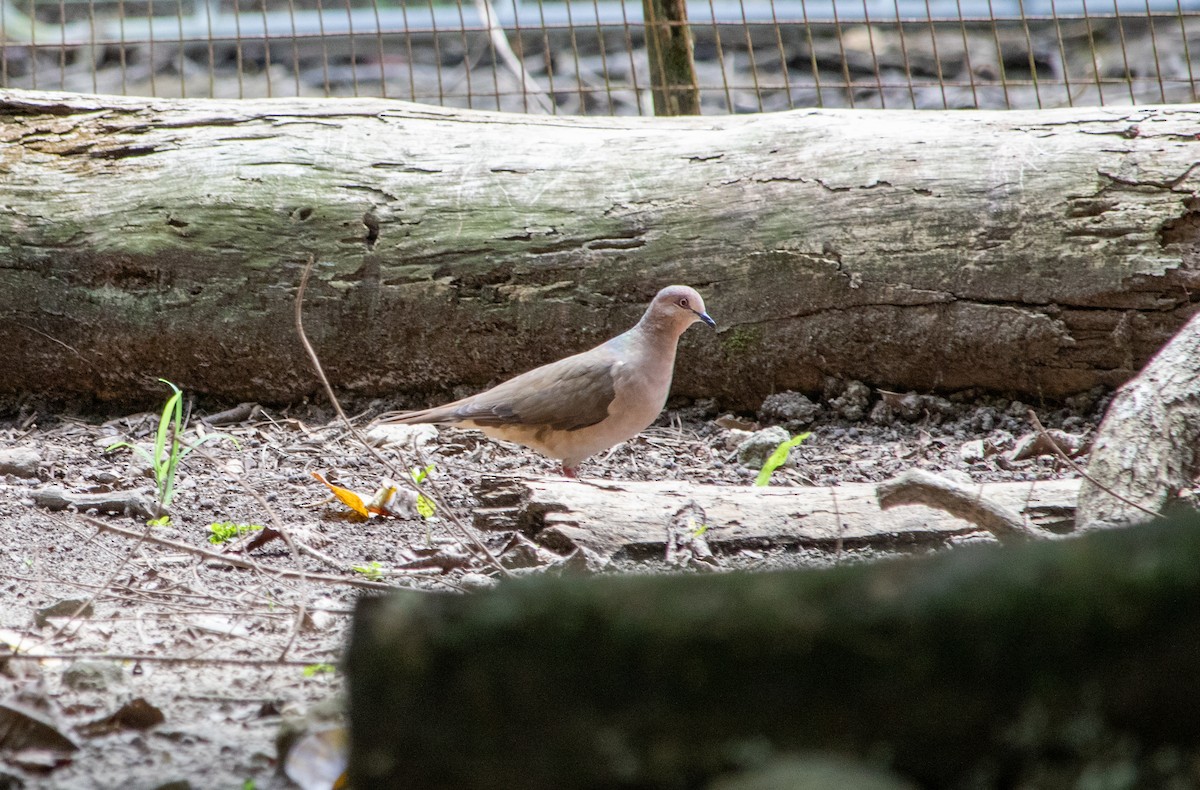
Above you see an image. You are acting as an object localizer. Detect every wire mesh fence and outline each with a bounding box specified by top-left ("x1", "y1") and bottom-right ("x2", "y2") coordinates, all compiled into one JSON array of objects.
[{"x1": 2, "y1": 0, "x2": 1199, "y2": 112}]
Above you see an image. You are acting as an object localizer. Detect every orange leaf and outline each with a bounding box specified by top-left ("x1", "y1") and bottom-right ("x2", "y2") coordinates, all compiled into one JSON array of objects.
[{"x1": 311, "y1": 472, "x2": 371, "y2": 518}]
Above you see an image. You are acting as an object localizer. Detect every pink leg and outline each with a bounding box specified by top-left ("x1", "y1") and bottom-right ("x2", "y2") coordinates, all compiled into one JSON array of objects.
[{"x1": 561, "y1": 464, "x2": 578, "y2": 479}]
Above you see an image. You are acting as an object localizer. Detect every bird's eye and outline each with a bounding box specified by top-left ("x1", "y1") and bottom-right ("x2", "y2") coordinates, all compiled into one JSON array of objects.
[{"x1": 678, "y1": 298, "x2": 689, "y2": 308}]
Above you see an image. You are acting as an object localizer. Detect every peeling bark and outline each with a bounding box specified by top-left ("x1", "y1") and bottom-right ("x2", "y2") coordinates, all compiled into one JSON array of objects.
[{"x1": 2, "y1": 90, "x2": 1200, "y2": 409}]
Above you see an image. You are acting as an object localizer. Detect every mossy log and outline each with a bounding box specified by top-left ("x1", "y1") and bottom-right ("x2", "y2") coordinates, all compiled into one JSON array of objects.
[
  {"x1": 3, "y1": 90, "x2": 1200, "y2": 409},
  {"x1": 347, "y1": 514, "x2": 1200, "y2": 789}
]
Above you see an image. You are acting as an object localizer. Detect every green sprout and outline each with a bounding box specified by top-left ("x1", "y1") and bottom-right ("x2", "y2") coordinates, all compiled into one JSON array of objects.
[
  {"x1": 302, "y1": 663, "x2": 336, "y2": 678},
  {"x1": 352, "y1": 561, "x2": 385, "y2": 582},
  {"x1": 755, "y1": 432, "x2": 811, "y2": 487},
  {"x1": 411, "y1": 464, "x2": 436, "y2": 519},
  {"x1": 208, "y1": 522, "x2": 264, "y2": 544},
  {"x1": 105, "y1": 379, "x2": 238, "y2": 519}
]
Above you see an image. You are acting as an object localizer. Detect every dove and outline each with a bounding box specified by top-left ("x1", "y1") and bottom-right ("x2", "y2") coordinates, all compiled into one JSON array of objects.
[{"x1": 376, "y1": 285, "x2": 715, "y2": 477}]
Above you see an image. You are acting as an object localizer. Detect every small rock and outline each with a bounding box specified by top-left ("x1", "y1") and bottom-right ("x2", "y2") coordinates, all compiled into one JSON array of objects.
[
  {"x1": 62, "y1": 660, "x2": 124, "y2": 692},
  {"x1": 35, "y1": 599, "x2": 94, "y2": 628},
  {"x1": 1006, "y1": 400, "x2": 1029, "y2": 418},
  {"x1": 829, "y1": 380, "x2": 872, "y2": 421},
  {"x1": 735, "y1": 426, "x2": 792, "y2": 469},
  {"x1": 0, "y1": 448, "x2": 40, "y2": 478},
  {"x1": 759, "y1": 391, "x2": 820, "y2": 426},
  {"x1": 960, "y1": 439, "x2": 987, "y2": 463},
  {"x1": 722, "y1": 428, "x2": 753, "y2": 451},
  {"x1": 365, "y1": 423, "x2": 439, "y2": 449},
  {"x1": 458, "y1": 573, "x2": 499, "y2": 590},
  {"x1": 895, "y1": 392, "x2": 925, "y2": 421},
  {"x1": 869, "y1": 400, "x2": 896, "y2": 425},
  {"x1": 970, "y1": 406, "x2": 997, "y2": 432}
]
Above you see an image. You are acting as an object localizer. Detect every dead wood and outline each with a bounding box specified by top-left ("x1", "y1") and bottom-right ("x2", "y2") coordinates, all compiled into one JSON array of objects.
[
  {"x1": 1076, "y1": 310, "x2": 1200, "y2": 528},
  {"x1": 876, "y1": 468, "x2": 1054, "y2": 542},
  {"x1": 2, "y1": 90, "x2": 1200, "y2": 409},
  {"x1": 473, "y1": 474, "x2": 1079, "y2": 555}
]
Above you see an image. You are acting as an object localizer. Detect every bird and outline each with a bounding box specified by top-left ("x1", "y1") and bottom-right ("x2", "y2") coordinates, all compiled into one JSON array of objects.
[{"x1": 376, "y1": 285, "x2": 715, "y2": 477}]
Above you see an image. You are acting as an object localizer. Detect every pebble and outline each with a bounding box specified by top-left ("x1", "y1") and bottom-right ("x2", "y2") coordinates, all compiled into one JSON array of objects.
[
  {"x1": 0, "y1": 448, "x2": 41, "y2": 478},
  {"x1": 63, "y1": 659, "x2": 125, "y2": 692},
  {"x1": 759, "y1": 391, "x2": 820, "y2": 426},
  {"x1": 735, "y1": 426, "x2": 792, "y2": 469}
]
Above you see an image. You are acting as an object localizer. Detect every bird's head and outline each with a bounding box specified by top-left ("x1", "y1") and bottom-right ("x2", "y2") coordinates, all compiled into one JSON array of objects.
[{"x1": 648, "y1": 285, "x2": 716, "y2": 334}]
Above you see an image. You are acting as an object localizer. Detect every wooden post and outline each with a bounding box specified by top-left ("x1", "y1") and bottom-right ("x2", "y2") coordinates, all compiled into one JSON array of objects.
[{"x1": 642, "y1": 0, "x2": 701, "y2": 115}]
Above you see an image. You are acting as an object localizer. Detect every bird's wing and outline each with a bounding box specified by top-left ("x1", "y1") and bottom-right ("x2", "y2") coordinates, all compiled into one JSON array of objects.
[{"x1": 450, "y1": 352, "x2": 618, "y2": 432}]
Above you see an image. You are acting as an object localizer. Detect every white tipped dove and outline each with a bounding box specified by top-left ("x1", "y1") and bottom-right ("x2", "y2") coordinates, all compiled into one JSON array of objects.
[{"x1": 377, "y1": 285, "x2": 715, "y2": 477}]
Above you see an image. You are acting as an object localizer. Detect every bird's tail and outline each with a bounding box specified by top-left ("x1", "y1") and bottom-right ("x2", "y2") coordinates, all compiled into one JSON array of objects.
[{"x1": 374, "y1": 404, "x2": 461, "y2": 425}]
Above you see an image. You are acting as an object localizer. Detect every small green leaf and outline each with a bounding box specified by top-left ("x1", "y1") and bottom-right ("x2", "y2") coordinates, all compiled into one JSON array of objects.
[
  {"x1": 754, "y1": 432, "x2": 811, "y2": 487},
  {"x1": 352, "y1": 561, "x2": 384, "y2": 582},
  {"x1": 147, "y1": 515, "x2": 171, "y2": 527},
  {"x1": 417, "y1": 494, "x2": 436, "y2": 521},
  {"x1": 303, "y1": 663, "x2": 336, "y2": 678},
  {"x1": 208, "y1": 522, "x2": 264, "y2": 544},
  {"x1": 410, "y1": 464, "x2": 437, "y2": 519}
]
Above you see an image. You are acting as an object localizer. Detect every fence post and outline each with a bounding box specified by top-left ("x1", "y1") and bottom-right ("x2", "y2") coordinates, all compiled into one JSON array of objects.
[{"x1": 642, "y1": 0, "x2": 701, "y2": 115}]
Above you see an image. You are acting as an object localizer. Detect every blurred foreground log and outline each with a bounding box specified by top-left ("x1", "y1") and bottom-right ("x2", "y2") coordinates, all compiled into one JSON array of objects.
[
  {"x1": 473, "y1": 475, "x2": 1079, "y2": 555},
  {"x1": 348, "y1": 514, "x2": 1200, "y2": 789},
  {"x1": 2, "y1": 90, "x2": 1200, "y2": 409}
]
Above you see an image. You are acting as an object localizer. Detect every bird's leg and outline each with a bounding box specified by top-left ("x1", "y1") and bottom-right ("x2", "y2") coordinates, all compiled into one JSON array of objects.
[{"x1": 561, "y1": 464, "x2": 578, "y2": 479}]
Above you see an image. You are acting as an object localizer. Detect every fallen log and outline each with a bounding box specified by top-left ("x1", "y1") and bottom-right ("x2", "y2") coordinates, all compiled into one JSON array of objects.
[
  {"x1": 2, "y1": 91, "x2": 1200, "y2": 409},
  {"x1": 472, "y1": 475, "x2": 1080, "y2": 555},
  {"x1": 347, "y1": 512, "x2": 1200, "y2": 789},
  {"x1": 1077, "y1": 309, "x2": 1200, "y2": 528}
]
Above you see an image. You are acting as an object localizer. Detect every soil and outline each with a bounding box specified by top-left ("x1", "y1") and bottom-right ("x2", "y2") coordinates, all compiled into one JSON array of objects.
[{"x1": 0, "y1": 386, "x2": 1104, "y2": 789}]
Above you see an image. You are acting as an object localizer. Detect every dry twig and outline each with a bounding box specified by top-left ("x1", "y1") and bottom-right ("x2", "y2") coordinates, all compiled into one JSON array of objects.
[
  {"x1": 877, "y1": 468, "x2": 1051, "y2": 543},
  {"x1": 293, "y1": 256, "x2": 508, "y2": 576}
]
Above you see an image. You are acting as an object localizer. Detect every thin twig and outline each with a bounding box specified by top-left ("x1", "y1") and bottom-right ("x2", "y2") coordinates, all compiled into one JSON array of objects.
[
  {"x1": 74, "y1": 514, "x2": 401, "y2": 591},
  {"x1": 13, "y1": 520, "x2": 152, "y2": 656},
  {"x1": 3, "y1": 652, "x2": 333, "y2": 667},
  {"x1": 1027, "y1": 409, "x2": 1161, "y2": 521},
  {"x1": 293, "y1": 256, "x2": 509, "y2": 576}
]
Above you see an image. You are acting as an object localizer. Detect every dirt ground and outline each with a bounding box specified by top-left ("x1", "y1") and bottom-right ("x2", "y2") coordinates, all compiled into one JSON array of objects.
[{"x1": 0, "y1": 385, "x2": 1103, "y2": 789}]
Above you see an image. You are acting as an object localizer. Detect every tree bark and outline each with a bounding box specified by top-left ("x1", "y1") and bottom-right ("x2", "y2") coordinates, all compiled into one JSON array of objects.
[
  {"x1": 347, "y1": 514, "x2": 1200, "y2": 790},
  {"x1": 473, "y1": 475, "x2": 1080, "y2": 556},
  {"x1": 1076, "y1": 310, "x2": 1200, "y2": 528},
  {"x1": 2, "y1": 90, "x2": 1199, "y2": 409}
]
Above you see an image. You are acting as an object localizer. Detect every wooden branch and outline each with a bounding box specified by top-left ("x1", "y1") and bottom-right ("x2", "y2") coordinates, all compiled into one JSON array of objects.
[
  {"x1": 473, "y1": 475, "x2": 1080, "y2": 555},
  {"x1": 2, "y1": 90, "x2": 1199, "y2": 408},
  {"x1": 876, "y1": 468, "x2": 1052, "y2": 543}
]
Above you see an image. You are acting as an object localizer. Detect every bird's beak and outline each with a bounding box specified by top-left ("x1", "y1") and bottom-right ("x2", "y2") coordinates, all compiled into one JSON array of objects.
[{"x1": 695, "y1": 310, "x2": 716, "y2": 328}]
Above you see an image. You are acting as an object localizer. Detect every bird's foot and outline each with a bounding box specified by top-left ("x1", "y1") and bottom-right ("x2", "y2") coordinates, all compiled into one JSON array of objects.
[{"x1": 561, "y1": 464, "x2": 578, "y2": 479}]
